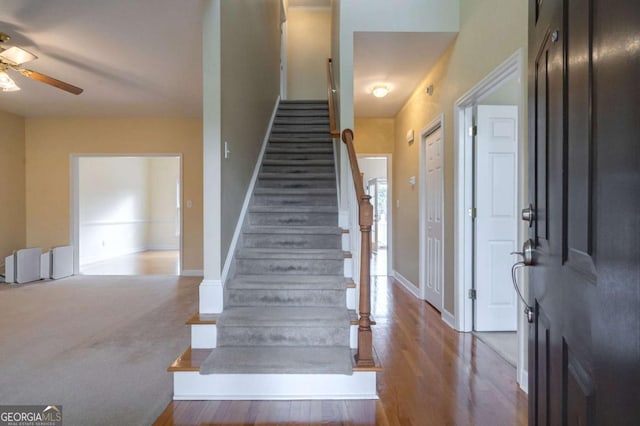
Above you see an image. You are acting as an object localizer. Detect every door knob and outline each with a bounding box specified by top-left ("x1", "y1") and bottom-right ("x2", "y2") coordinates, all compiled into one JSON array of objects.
[
  {"x1": 521, "y1": 204, "x2": 535, "y2": 227},
  {"x1": 511, "y1": 238, "x2": 534, "y2": 266}
]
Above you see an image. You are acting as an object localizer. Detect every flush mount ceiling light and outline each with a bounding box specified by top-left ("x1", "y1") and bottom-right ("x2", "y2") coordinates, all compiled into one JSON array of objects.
[{"x1": 372, "y1": 85, "x2": 389, "y2": 98}]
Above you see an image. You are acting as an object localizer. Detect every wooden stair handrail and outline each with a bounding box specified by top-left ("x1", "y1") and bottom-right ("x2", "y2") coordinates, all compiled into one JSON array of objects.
[
  {"x1": 327, "y1": 58, "x2": 340, "y2": 137},
  {"x1": 341, "y1": 129, "x2": 375, "y2": 368}
]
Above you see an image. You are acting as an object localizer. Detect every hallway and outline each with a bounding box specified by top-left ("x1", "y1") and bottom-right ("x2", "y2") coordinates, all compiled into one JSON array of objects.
[{"x1": 155, "y1": 277, "x2": 527, "y2": 425}]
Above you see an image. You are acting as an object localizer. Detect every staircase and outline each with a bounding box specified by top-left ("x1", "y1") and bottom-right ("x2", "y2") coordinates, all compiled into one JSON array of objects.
[{"x1": 169, "y1": 100, "x2": 378, "y2": 400}]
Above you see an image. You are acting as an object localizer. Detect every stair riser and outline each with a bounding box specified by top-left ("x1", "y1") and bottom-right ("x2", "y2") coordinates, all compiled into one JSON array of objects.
[
  {"x1": 236, "y1": 259, "x2": 343, "y2": 275},
  {"x1": 270, "y1": 135, "x2": 332, "y2": 142},
  {"x1": 242, "y1": 234, "x2": 341, "y2": 249},
  {"x1": 272, "y1": 126, "x2": 330, "y2": 133},
  {"x1": 217, "y1": 326, "x2": 349, "y2": 347},
  {"x1": 261, "y1": 165, "x2": 335, "y2": 174},
  {"x1": 276, "y1": 111, "x2": 329, "y2": 117},
  {"x1": 278, "y1": 105, "x2": 328, "y2": 111},
  {"x1": 268, "y1": 141, "x2": 332, "y2": 149},
  {"x1": 226, "y1": 289, "x2": 345, "y2": 307},
  {"x1": 252, "y1": 194, "x2": 336, "y2": 206},
  {"x1": 256, "y1": 180, "x2": 334, "y2": 189},
  {"x1": 248, "y1": 212, "x2": 338, "y2": 226}
]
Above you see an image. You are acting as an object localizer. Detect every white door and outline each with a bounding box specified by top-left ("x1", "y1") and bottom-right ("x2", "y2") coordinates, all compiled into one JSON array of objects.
[
  {"x1": 423, "y1": 128, "x2": 443, "y2": 311},
  {"x1": 474, "y1": 105, "x2": 518, "y2": 331}
]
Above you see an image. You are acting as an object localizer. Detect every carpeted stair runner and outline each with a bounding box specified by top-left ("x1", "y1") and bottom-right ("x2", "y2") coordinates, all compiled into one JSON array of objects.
[{"x1": 200, "y1": 100, "x2": 353, "y2": 375}]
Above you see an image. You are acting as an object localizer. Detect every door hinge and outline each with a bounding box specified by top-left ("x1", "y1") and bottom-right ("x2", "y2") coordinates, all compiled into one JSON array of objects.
[
  {"x1": 468, "y1": 207, "x2": 477, "y2": 219},
  {"x1": 468, "y1": 125, "x2": 477, "y2": 137},
  {"x1": 468, "y1": 289, "x2": 477, "y2": 300}
]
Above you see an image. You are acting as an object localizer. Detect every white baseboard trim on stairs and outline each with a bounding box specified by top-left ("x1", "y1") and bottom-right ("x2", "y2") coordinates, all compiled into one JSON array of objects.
[
  {"x1": 220, "y1": 96, "x2": 281, "y2": 285},
  {"x1": 191, "y1": 324, "x2": 217, "y2": 349},
  {"x1": 392, "y1": 270, "x2": 421, "y2": 299},
  {"x1": 173, "y1": 371, "x2": 377, "y2": 400},
  {"x1": 199, "y1": 279, "x2": 223, "y2": 314}
]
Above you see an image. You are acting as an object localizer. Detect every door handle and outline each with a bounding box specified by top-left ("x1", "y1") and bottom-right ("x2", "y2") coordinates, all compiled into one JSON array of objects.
[
  {"x1": 521, "y1": 204, "x2": 535, "y2": 227},
  {"x1": 511, "y1": 239, "x2": 534, "y2": 266},
  {"x1": 511, "y1": 239, "x2": 535, "y2": 323}
]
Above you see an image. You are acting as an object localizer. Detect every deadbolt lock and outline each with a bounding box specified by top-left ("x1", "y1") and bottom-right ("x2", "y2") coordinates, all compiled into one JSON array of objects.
[{"x1": 521, "y1": 204, "x2": 536, "y2": 228}]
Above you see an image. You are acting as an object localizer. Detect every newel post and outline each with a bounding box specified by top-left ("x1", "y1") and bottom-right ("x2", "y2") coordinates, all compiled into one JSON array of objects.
[{"x1": 356, "y1": 194, "x2": 375, "y2": 367}]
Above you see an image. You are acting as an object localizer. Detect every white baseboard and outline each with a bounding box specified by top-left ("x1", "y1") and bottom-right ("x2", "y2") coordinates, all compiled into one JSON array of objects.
[
  {"x1": 519, "y1": 368, "x2": 529, "y2": 393},
  {"x1": 220, "y1": 96, "x2": 281, "y2": 285},
  {"x1": 392, "y1": 270, "x2": 421, "y2": 299},
  {"x1": 181, "y1": 269, "x2": 204, "y2": 277},
  {"x1": 199, "y1": 279, "x2": 223, "y2": 314},
  {"x1": 191, "y1": 324, "x2": 217, "y2": 349},
  {"x1": 173, "y1": 371, "x2": 377, "y2": 400},
  {"x1": 441, "y1": 309, "x2": 457, "y2": 330}
]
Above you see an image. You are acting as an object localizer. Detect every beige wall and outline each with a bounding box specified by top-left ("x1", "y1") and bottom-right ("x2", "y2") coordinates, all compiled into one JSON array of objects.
[
  {"x1": 0, "y1": 111, "x2": 26, "y2": 262},
  {"x1": 392, "y1": 0, "x2": 528, "y2": 313},
  {"x1": 220, "y1": 0, "x2": 281, "y2": 266},
  {"x1": 24, "y1": 118, "x2": 203, "y2": 271},
  {"x1": 353, "y1": 118, "x2": 394, "y2": 154},
  {"x1": 287, "y1": 7, "x2": 332, "y2": 100}
]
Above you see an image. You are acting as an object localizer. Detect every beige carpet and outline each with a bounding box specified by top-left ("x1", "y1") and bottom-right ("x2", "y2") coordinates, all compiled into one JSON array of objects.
[{"x1": 0, "y1": 274, "x2": 199, "y2": 426}]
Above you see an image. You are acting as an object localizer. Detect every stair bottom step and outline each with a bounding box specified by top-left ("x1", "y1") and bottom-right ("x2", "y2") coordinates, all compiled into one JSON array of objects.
[{"x1": 200, "y1": 346, "x2": 353, "y2": 375}]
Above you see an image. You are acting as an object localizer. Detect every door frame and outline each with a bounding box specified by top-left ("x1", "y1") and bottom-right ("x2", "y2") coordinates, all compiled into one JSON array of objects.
[
  {"x1": 419, "y1": 115, "x2": 445, "y2": 311},
  {"x1": 453, "y1": 48, "x2": 528, "y2": 391},
  {"x1": 70, "y1": 153, "x2": 184, "y2": 275},
  {"x1": 357, "y1": 154, "x2": 393, "y2": 275}
]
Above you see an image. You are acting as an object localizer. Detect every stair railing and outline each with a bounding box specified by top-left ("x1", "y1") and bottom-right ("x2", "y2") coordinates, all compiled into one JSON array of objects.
[{"x1": 327, "y1": 58, "x2": 374, "y2": 367}]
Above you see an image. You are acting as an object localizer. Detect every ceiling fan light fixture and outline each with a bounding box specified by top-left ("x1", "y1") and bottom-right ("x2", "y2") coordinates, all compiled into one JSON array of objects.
[
  {"x1": 0, "y1": 46, "x2": 38, "y2": 66},
  {"x1": 0, "y1": 70, "x2": 20, "y2": 92},
  {"x1": 372, "y1": 85, "x2": 389, "y2": 98}
]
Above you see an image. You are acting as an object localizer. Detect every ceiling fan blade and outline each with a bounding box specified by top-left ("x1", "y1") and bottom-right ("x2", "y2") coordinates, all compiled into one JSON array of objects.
[{"x1": 18, "y1": 68, "x2": 83, "y2": 95}]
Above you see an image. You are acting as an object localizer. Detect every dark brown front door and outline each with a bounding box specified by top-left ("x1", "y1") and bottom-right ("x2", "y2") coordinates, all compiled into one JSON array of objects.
[{"x1": 528, "y1": 0, "x2": 640, "y2": 424}]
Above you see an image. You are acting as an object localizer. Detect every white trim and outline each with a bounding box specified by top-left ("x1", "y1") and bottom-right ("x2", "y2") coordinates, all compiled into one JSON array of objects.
[
  {"x1": 392, "y1": 270, "x2": 421, "y2": 299},
  {"x1": 441, "y1": 309, "x2": 456, "y2": 330},
  {"x1": 220, "y1": 96, "x2": 281, "y2": 285},
  {"x1": 280, "y1": 21, "x2": 287, "y2": 100},
  {"x1": 519, "y1": 368, "x2": 529, "y2": 394},
  {"x1": 191, "y1": 324, "x2": 217, "y2": 349},
  {"x1": 70, "y1": 153, "x2": 183, "y2": 276},
  {"x1": 453, "y1": 48, "x2": 527, "y2": 383},
  {"x1": 418, "y1": 115, "x2": 444, "y2": 310},
  {"x1": 173, "y1": 371, "x2": 377, "y2": 400},
  {"x1": 199, "y1": 279, "x2": 223, "y2": 314},
  {"x1": 181, "y1": 269, "x2": 204, "y2": 277}
]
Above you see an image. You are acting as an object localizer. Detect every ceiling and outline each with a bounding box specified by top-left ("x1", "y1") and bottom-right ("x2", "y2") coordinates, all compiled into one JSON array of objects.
[
  {"x1": 0, "y1": 0, "x2": 204, "y2": 118},
  {"x1": 288, "y1": 0, "x2": 331, "y2": 8},
  {"x1": 354, "y1": 32, "x2": 457, "y2": 118}
]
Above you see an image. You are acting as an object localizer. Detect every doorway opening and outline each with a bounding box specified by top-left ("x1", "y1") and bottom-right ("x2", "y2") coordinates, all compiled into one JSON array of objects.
[
  {"x1": 357, "y1": 155, "x2": 392, "y2": 276},
  {"x1": 71, "y1": 155, "x2": 182, "y2": 276},
  {"x1": 453, "y1": 49, "x2": 527, "y2": 390}
]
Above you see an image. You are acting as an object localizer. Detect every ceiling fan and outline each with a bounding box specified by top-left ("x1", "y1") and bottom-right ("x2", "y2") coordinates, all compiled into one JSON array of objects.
[{"x1": 0, "y1": 32, "x2": 83, "y2": 95}]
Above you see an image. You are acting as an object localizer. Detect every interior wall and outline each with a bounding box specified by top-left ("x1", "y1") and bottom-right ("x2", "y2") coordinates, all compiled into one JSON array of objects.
[
  {"x1": 0, "y1": 110, "x2": 26, "y2": 264},
  {"x1": 286, "y1": 6, "x2": 332, "y2": 100},
  {"x1": 337, "y1": 0, "x2": 460, "y2": 131},
  {"x1": 391, "y1": 0, "x2": 528, "y2": 314},
  {"x1": 147, "y1": 157, "x2": 180, "y2": 250},
  {"x1": 24, "y1": 118, "x2": 203, "y2": 272},
  {"x1": 79, "y1": 157, "x2": 150, "y2": 265},
  {"x1": 219, "y1": 0, "x2": 281, "y2": 268},
  {"x1": 353, "y1": 118, "x2": 394, "y2": 153}
]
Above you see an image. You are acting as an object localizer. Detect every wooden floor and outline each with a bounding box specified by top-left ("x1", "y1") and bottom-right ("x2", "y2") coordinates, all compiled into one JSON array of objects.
[
  {"x1": 80, "y1": 250, "x2": 180, "y2": 275},
  {"x1": 154, "y1": 277, "x2": 528, "y2": 425}
]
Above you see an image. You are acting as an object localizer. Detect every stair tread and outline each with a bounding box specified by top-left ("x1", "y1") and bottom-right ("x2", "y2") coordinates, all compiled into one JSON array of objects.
[
  {"x1": 254, "y1": 187, "x2": 336, "y2": 195},
  {"x1": 262, "y1": 159, "x2": 334, "y2": 165},
  {"x1": 228, "y1": 275, "x2": 350, "y2": 290},
  {"x1": 219, "y1": 306, "x2": 350, "y2": 326},
  {"x1": 249, "y1": 205, "x2": 337, "y2": 213},
  {"x1": 243, "y1": 225, "x2": 342, "y2": 235},
  {"x1": 199, "y1": 346, "x2": 352, "y2": 375},
  {"x1": 258, "y1": 172, "x2": 335, "y2": 180},
  {"x1": 237, "y1": 248, "x2": 346, "y2": 260}
]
